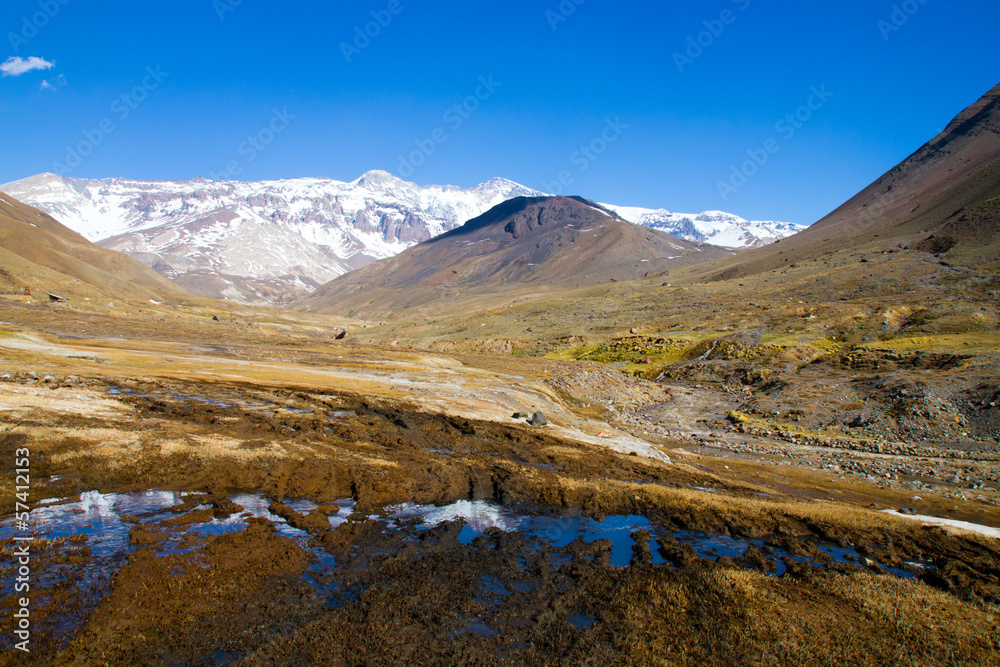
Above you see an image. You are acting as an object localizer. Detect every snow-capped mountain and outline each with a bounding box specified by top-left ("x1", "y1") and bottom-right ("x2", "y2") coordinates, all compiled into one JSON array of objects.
[
  {"x1": 1, "y1": 171, "x2": 804, "y2": 305},
  {"x1": 1, "y1": 171, "x2": 543, "y2": 304},
  {"x1": 605, "y1": 205, "x2": 806, "y2": 248}
]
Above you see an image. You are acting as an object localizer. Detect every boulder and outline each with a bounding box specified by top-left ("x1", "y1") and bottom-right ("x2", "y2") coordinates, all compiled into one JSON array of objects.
[{"x1": 529, "y1": 411, "x2": 547, "y2": 426}]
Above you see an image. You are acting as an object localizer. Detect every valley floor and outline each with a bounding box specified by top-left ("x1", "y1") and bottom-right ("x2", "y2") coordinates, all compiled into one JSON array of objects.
[{"x1": 0, "y1": 301, "x2": 998, "y2": 665}]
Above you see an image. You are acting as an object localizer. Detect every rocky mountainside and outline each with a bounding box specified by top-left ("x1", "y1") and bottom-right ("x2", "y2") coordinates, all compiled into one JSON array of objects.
[
  {"x1": 814, "y1": 81, "x2": 1000, "y2": 240},
  {"x1": 2, "y1": 171, "x2": 801, "y2": 305},
  {"x1": 296, "y1": 196, "x2": 733, "y2": 318}
]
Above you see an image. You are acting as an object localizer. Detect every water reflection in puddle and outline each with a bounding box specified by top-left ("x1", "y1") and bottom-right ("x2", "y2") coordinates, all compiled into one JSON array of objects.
[
  {"x1": 188, "y1": 495, "x2": 326, "y2": 537},
  {"x1": 385, "y1": 500, "x2": 664, "y2": 567},
  {"x1": 2, "y1": 493, "x2": 930, "y2": 579},
  {"x1": 0, "y1": 490, "x2": 187, "y2": 557}
]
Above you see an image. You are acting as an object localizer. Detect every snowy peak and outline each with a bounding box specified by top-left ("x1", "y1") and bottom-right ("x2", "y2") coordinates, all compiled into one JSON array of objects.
[
  {"x1": 603, "y1": 204, "x2": 805, "y2": 249},
  {"x1": 471, "y1": 177, "x2": 539, "y2": 199},
  {"x1": 696, "y1": 210, "x2": 747, "y2": 223},
  {"x1": 351, "y1": 169, "x2": 409, "y2": 191}
]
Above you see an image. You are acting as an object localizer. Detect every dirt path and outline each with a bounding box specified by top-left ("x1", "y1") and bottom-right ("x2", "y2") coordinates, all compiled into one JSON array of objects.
[{"x1": 639, "y1": 384, "x2": 740, "y2": 438}]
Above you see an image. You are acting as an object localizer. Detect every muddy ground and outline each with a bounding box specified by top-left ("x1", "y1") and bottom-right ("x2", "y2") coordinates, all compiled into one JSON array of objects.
[{"x1": 0, "y1": 304, "x2": 999, "y2": 665}]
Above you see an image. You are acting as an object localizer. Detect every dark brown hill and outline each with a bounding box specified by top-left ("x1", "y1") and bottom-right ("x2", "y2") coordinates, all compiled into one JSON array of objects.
[{"x1": 297, "y1": 196, "x2": 730, "y2": 317}]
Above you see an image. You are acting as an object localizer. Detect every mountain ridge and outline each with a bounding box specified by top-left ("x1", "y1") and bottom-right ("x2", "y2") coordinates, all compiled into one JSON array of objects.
[
  {"x1": 2, "y1": 171, "x2": 802, "y2": 305},
  {"x1": 295, "y1": 195, "x2": 734, "y2": 318}
]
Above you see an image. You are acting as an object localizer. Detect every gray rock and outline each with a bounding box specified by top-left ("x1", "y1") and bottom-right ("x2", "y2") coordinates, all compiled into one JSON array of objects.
[{"x1": 529, "y1": 411, "x2": 547, "y2": 426}]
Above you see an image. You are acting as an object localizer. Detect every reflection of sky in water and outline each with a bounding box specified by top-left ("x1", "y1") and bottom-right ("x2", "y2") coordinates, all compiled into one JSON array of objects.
[
  {"x1": 188, "y1": 495, "x2": 351, "y2": 536},
  {"x1": 0, "y1": 491, "x2": 348, "y2": 554},
  {"x1": 0, "y1": 490, "x2": 186, "y2": 557},
  {"x1": 190, "y1": 494, "x2": 306, "y2": 537},
  {"x1": 0, "y1": 489, "x2": 192, "y2": 642},
  {"x1": 0, "y1": 492, "x2": 934, "y2": 587},
  {"x1": 386, "y1": 501, "x2": 662, "y2": 567},
  {"x1": 388, "y1": 500, "x2": 524, "y2": 534}
]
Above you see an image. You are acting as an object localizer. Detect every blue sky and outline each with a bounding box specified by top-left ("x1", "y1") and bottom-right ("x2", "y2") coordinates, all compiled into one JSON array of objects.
[{"x1": 1, "y1": 1, "x2": 998, "y2": 224}]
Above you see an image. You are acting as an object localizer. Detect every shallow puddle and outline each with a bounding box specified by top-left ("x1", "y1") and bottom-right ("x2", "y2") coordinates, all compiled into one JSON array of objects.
[
  {"x1": 385, "y1": 500, "x2": 665, "y2": 566},
  {"x1": 0, "y1": 490, "x2": 187, "y2": 557}
]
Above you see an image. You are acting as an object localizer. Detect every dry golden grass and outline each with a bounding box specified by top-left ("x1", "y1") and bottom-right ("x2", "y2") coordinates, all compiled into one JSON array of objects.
[{"x1": 614, "y1": 564, "x2": 1000, "y2": 666}]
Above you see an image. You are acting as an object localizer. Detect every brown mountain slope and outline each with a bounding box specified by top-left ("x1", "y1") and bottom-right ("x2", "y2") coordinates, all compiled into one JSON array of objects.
[
  {"x1": 697, "y1": 81, "x2": 1000, "y2": 281},
  {"x1": 295, "y1": 196, "x2": 732, "y2": 318},
  {"x1": 0, "y1": 192, "x2": 198, "y2": 303}
]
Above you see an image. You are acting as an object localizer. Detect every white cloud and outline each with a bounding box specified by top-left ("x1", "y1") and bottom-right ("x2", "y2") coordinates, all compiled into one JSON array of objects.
[
  {"x1": 40, "y1": 74, "x2": 67, "y2": 91},
  {"x1": 1, "y1": 56, "x2": 56, "y2": 77}
]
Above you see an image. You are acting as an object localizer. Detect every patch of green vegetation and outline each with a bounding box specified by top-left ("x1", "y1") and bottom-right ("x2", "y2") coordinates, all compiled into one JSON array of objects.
[
  {"x1": 574, "y1": 336, "x2": 706, "y2": 365},
  {"x1": 544, "y1": 343, "x2": 602, "y2": 361},
  {"x1": 0, "y1": 331, "x2": 13, "y2": 338},
  {"x1": 576, "y1": 345, "x2": 637, "y2": 364}
]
